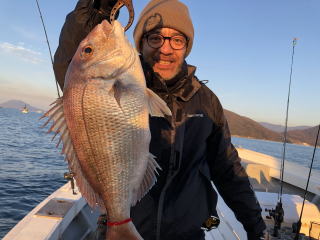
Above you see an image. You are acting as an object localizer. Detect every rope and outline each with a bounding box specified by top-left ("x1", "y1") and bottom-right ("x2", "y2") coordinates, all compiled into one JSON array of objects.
[
  {"x1": 35, "y1": 0, "x2": 61, "y2": 98},
  {"x1": 106, "y1": 218, "x2": 132, "y2": 226}
]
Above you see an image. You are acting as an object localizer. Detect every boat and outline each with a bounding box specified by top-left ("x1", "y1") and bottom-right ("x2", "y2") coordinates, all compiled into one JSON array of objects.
[
  {"x1": 21, "y1": 105, "x2": 29, "y2": 114},
  {"x1": 3, "y1": 148, "x2": 320, "y2": 240}
]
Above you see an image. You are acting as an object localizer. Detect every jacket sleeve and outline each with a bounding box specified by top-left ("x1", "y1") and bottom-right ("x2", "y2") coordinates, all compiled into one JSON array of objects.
[
  {"x1": 206, "y1": 94, "x2": 266, "y2": 239},
  {"x1": 53, "y1": 0, "x2": 107, "y2": 89}
]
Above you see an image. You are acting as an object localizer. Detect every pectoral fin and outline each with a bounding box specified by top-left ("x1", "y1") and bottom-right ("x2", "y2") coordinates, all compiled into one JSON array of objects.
[
  {"x1": 146, "y1": 88, "x2": 172, "y2": 117},
  {"x1": 109, "y1": 80, "x2": 127, "y2": 110}
]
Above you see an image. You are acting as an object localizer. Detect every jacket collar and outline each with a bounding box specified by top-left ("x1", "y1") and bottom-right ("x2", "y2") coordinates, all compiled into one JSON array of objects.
[{"x1": 141, "y1": 58, "x2": 202, "y2": 102}]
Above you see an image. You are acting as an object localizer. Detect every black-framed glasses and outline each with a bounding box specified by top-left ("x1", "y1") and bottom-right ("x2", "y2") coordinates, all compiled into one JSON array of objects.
[{"x1": 144, "y1": 33, "x2": 188, "y2": 50}]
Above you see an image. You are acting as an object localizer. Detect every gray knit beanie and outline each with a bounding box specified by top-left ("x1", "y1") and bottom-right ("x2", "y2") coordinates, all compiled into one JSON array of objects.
[{"x1": 133, "y1": 0, "x2": 194, "y2": 57}]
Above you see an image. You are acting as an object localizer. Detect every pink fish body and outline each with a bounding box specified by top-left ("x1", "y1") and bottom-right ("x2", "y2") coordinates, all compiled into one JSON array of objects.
[{"x1": 42, "y1": 20, "x2": 171, "y2": 240}]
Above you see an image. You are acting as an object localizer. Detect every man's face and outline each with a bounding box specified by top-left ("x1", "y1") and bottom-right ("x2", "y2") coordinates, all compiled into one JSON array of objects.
[{"x1": 141, "y1": 28, "x2": 187, "y2": 80}]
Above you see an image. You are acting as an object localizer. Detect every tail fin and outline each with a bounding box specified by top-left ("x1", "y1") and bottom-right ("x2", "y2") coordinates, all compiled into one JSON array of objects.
[{"x1": 106, "y1": 221, "x2": 143, "y2": 240}]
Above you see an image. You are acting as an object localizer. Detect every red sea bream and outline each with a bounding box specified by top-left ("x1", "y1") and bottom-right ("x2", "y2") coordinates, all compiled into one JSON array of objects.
[{"x1": 42, "y1": 20, "x2": 171, "y2": 240}]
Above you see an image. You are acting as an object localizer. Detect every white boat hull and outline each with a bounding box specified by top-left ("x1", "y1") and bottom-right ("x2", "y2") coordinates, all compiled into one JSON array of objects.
[{"x1": 4, "y1": 148, "x2": 320, "y2": 239}]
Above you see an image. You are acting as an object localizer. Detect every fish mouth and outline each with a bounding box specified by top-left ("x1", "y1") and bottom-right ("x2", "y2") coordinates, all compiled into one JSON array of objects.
[{"x1": 100, "y1": 20, "x2": 114, "y2": 38}]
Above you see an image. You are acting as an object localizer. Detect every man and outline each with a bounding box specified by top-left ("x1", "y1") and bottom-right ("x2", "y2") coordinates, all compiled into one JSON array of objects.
[{"x1": 54, "y1": 0, "x2": 268, "y2": 239}]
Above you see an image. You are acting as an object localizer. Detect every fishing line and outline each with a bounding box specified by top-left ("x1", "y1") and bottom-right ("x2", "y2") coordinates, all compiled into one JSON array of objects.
[
  {"x1": 35, "y1": 0, "x2": 61, "y2": 98},
  {"x1": 267, "y1": 38, "x2": 297, "y2": 237},
  {"x1": 293, "y1": 124, "x2": 320, "y2": 240},
  {"x1": 34, "y1": 0, "x2": 78, "y2": 191},
  {"x1": 278, "y1": 38, "x2": 297, "y2": 202}
]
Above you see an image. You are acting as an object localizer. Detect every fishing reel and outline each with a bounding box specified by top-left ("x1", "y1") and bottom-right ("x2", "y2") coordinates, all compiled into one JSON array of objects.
[
  {"x1": 201, "y1": 216, "x2": 220, "y2": 231},
  {"x1": 265, "y1": 201, "x2": 284, "y2": 237},
  {"x1": 292, "y1": 220, "x2": 302, "y2": 240},
  {"x1": 64, "y1": 172, "x2": 77, "y2": 195}
]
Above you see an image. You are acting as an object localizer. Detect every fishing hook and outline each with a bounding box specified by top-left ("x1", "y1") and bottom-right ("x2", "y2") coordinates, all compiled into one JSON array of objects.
[{"x1": 110, "y1": 0, "x2": 134, "y2": 31}]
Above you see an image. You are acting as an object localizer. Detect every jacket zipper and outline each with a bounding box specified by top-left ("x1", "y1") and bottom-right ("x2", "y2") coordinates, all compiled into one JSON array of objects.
[{"x1": 155, "y1": 94, "x2": 178, "y2": 240}]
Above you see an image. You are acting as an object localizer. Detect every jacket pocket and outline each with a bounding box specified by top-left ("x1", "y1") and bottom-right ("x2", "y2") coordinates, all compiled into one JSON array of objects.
[{"x1": 198, "y1": 160, "x2": 219, "y2": 219}]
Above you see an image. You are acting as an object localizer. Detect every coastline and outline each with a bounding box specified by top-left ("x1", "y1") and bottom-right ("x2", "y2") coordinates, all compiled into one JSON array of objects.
[{"x1": 232, "y1": 135, "x2": 319, "y2": 148}]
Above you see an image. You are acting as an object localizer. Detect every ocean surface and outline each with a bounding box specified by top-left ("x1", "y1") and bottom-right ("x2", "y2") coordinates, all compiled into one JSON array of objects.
[
  {"x1": 0, "y1": 108, "x2": 67, "y2": 239},
  {"x1": 232, "y1": 136, "x2": 320, "y2": 171},
  {"x1": 0, "y1": 108, "x2": 319, "y2": 238}
]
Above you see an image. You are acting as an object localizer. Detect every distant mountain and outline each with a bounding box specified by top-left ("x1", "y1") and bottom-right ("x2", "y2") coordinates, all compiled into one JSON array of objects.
[
  {"x1": 287, "y1": 126, "x2": 320, "y2": 146},
  {"x1": 224, "y1": 109, "x2": 319, "y2": 146},
  {"x1": 259, "y1": 122, "x2": 311, "y2": 133},
  {"x1": 224, "y1": 110, "x2": 283, "y2": 142},
  {"x1": 0, "y1": 100, "x2": 44, "y2": 113}
]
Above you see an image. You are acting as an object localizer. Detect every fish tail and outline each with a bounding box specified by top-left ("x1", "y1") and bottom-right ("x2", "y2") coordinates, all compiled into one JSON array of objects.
[{"x1": 106, "y1": 221, "x2": 143, "y2": 240}]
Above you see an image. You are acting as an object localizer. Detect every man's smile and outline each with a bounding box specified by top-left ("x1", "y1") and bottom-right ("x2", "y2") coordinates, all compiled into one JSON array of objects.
[
  {"x1": 141, "y1": 28, "x2": 187, "y2": 80},
  {"x1": 154, "y1": 58, "x2": 175, "y2": 69},
  {"x1": 158, "y1": 60, "x2": 171, "y2": 65}
]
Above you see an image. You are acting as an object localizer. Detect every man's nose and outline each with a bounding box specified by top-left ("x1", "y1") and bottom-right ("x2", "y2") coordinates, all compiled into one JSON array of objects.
[{"x1": 159, "y1": 39, "x2": 174, "y2": 54}]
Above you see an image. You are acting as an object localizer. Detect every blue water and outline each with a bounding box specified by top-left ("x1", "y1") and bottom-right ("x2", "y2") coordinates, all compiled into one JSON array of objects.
[
  {"x1": 232, "y1": 137, "x2": 320, "y2": 171},
  {"x1": 0, "y1": 108, "x2": 319, "y2": 238},
  {"x1": 0, "y1": 108, "x2": 67, "y2": 239}
]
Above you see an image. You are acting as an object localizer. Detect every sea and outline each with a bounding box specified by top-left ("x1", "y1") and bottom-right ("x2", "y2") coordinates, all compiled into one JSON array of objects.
[{"x1": 0, "y1": 107, "x2": 319, "y2": 238}]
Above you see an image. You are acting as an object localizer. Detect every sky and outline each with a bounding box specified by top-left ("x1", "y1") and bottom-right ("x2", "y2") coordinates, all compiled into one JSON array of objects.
[{"x1": 0, "y1": 0, "x2": 319, "y2": 127}]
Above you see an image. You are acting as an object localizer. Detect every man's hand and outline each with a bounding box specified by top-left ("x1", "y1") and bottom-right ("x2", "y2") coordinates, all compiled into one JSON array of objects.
[
  {"x1": 93, "y1": 0, "x2": 119, "y2": 18},
  {"x1": 98, "y1": 0, "x2": 118, "y2": 11}
]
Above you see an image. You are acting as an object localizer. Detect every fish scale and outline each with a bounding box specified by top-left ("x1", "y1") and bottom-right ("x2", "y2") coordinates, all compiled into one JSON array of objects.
[{"x1": 81, "y1": 83, "x2": 147, "y2": 220}]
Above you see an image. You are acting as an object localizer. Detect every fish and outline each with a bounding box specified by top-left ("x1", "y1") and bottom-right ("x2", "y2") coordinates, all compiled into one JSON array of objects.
[{"x1": 41, "y1": 20, "x2": 171, "y2": 240}]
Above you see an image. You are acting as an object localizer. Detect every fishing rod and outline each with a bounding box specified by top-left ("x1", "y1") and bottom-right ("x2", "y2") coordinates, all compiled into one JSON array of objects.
[
  {"x1": 266, "y1": 38, "x2": 298, "y2": 237},
  {"x1": 34, "y1": 0, "x2": 79, "y2": 193},
  {"x1": 293, "y1": 124, "x2": 320, "y2": 240},
  {"x1": 34, "y1": 0, "x2": 61, "y2": 98},
  {"x1": 279, "y1": 37, "x2": 297, "y2": 200}
]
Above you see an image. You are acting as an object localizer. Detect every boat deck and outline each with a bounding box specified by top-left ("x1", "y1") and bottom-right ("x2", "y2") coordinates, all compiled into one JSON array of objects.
[{"x1": 3, "y1": 148, "x2": 320, "y2": 239}]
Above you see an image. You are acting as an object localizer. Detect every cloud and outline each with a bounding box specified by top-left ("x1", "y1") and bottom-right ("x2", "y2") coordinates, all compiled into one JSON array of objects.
[
  {"x1": 12, "y1": 26, "x2": 42, "y2": 42},
  {"x1": 0, "y1": 42, "x2": 44, "y2": 64}
]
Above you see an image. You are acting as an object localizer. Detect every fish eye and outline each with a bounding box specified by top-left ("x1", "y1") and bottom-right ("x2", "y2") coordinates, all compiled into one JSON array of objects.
[
  {"x1": 81, "y1": 45, "x2": 93, "y2": 58},
  {"x1": 84, "y1": 47, "x2": 92, "y2": 54}
]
